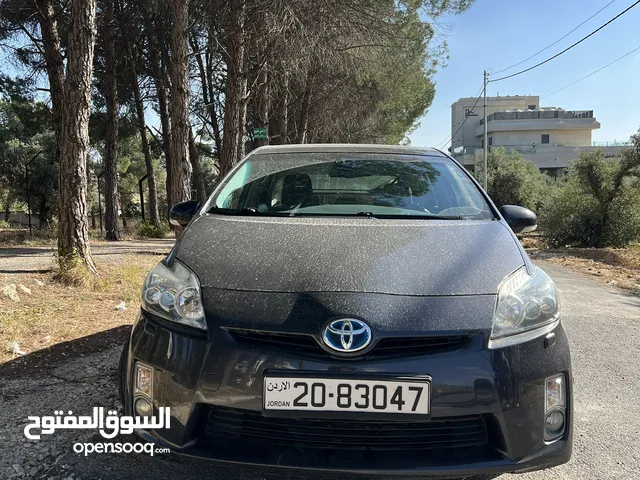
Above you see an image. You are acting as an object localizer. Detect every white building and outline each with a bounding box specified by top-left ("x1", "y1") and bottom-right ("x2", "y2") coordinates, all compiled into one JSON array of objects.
[{"x1": 450, "y1": 95, "x2": 628, "y2": 176}]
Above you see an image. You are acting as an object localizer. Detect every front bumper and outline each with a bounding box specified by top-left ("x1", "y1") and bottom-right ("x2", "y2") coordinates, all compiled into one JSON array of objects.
[{"x1": 122, "y1": 311, "x2": 573, "y2": 476}]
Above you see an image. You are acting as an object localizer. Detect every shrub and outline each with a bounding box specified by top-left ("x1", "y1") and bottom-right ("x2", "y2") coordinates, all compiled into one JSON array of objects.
[
  {"x1": 475, "y1": 147, "x2": 550, "y2": 212},
  {"x1": 136, "y1": 221, "x2": 167, "y2": 238},
  {"x1": 540, "y1": 148, "x2": 640, "y2": 248},
  {"x1": 0, "y1": 219, "x2": 10, "y2": 228},
  {"x1": 539, "y1": 178, "x2": 598, "y2": 247}
]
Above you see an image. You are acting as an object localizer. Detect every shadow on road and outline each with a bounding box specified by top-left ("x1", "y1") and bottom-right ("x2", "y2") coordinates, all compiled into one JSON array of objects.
[
  {"x1": 0, "y1": 246, "x2": 53, "y2": 257},
  {"x1": 0, "y1": 325, "x2": 131, "y2": 381},
  {"x1": 0, "y1": 268, "x2": 52, "y2": 274}
]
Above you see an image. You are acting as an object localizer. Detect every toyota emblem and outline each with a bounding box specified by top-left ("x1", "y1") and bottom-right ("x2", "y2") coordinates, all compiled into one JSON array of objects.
[{"x1": 322, "y1": 319, "x2": 372, "y2": 353}]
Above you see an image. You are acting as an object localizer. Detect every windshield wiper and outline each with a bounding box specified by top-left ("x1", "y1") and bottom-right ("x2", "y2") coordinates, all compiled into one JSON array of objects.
[{"x1": 355, "y1": 212, "x2": 463, "y2": 220}]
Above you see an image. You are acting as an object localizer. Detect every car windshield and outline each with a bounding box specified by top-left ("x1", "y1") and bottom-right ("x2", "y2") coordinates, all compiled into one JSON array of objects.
[{"x1": 209, "y1": 153, "x2": 493, "y2": 219}]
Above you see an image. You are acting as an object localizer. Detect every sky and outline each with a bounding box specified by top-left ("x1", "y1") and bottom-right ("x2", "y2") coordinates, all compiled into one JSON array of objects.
[{"x1": 408, "y1": 0, "x2": 640, "y2": 149}]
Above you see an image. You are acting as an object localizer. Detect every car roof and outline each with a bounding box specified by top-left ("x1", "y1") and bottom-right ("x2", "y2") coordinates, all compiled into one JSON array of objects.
[{"x1": 250, "y1": 143, "x2": 448, "y2": 158}]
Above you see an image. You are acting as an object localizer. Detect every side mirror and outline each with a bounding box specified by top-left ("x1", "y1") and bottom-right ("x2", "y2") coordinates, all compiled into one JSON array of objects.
[
  {"x1": 500, "y1": 205, "x2": 537, "y2": 234},
  {"x1": 169, "y1": 200, "x2": 200, "y2": 228}
]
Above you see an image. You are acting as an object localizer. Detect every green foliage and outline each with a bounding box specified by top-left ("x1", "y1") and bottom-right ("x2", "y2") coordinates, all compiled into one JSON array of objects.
[
  {"x1": 540, "y1": 146, "x2": 640, "y2": 248},
  {"x1": 0, "y1": 81, "x2": 58, "y2": 225},
  {"x1": 136, "y1": 221, "x2": 167, "y2": 238},
  {"x1": 305, "y1": 4, "x2": 440, "y2": 144},
  {"x1": 474, "y1": 147, "x2": 550, "y2": 211},
  {"x1": 0, "y1": 219, "x2": 9, "y2": 228}
]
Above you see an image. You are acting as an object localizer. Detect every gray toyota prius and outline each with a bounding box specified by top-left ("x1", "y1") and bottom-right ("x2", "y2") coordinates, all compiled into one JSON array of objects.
[{"x1": 120, "y1": 144, "x2": 572, "y2": 478}]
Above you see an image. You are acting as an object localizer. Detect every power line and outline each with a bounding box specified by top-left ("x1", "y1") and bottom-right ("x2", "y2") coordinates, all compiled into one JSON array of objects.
[
  {"x1": 492, "y1": 0, "x2": 617, "y2": 75},
  {"x1": 437, "y1": 86, "x2": 483, "y2": 149},
  {"x1": 541, "y1": 44, "x2": 640, "y2": 99},
  {"x1": 489, "y1": 0, "x2": 640, "y2": 83}
]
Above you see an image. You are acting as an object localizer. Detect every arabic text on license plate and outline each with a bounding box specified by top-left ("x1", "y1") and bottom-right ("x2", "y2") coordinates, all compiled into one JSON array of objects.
[{"x1": 263, "y1": 377, "x2": 430, "y2": 414}]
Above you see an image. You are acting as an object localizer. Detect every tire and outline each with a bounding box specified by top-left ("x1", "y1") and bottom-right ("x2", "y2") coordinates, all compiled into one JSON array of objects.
[{"x1": 117, "y1": 336, "x2": 130, "y2": 408}]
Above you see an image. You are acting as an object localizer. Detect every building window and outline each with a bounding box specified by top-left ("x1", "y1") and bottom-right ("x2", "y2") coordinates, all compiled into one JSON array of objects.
[
  {"x1": 528, "y1": 104, "x2": 537, "y2": 110},
  {"x1": 488, "y1": 136, "x2": 493, "y2": 146},
  {"x1": 541, "y1": 134, "x2": 550, "y2": 144}
]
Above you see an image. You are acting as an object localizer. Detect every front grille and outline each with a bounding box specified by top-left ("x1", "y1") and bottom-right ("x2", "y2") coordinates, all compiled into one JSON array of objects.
[
  {"x1": 373, "y1": 336, "x2": 469, "y2": 356},
  {"x1": 227, "y1": 329, "x2": 469, "y2": 358},
  {"x1": 227, "y1": 329, "x2": 319, "y2": 355},
  {"x1": 206, "y1": 407, "x2": 488, "y2": 450}
]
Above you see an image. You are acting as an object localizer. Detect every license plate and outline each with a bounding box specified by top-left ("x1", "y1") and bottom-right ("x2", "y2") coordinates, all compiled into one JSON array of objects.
[{"x1": 263, "y1": 377, "x2": 430, "y2": 414}]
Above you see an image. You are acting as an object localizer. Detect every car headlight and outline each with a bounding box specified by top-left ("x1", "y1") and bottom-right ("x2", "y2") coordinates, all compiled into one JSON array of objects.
[
  {"x1": 489, "y1": 266, "x2": 559, "y2": 348},
  {"x1": 141, "y1": 260, "x2": 206, "y2": 330}
]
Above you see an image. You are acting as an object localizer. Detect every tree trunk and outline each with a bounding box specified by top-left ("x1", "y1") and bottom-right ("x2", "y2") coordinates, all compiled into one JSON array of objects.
[
  {"x1": 102, "y1": 0, "x2": 122, "y2": 240},
  {"x1": 596, "y1": 205, "x2": 610, "y2": 248},
  {"x1": 296, "y1": 79, "x2": 313, "y2": 144},
  {"x1": 219, "y1": 0, "x2": 247, "y2": 177},
  {"x1": 159, "y1": 23, "x2": 174, "y2": 210},
  {"x1": 237, "y1": 84, "x2": 247, "y2": 161},
  {"x1": 3, "y1": 194, "x2": 11, "y2": 222},
  {"x1": 191, "y1": 32, "x2": 222, "y2": 158},
  {"x1": 57, "y1": 0, "x2": 98, "y2": 273},
  {"x1": 130, "y1": 56, "x2": 161, "y2": 228},
  {"x1": 36, "y1": 0, "x2": 65, "y2": 144},
  {"x1": 158, "y1": 85, "x2": 173, "y2": 215},
  {"x1": 121, "y1": 206, "x2": 127, "y2": 229},
  {"x1": 254, "y1": 68, "x2": 270, "y2": 149},
  {"x1": 188, "y1": 128, "x2": 207, "y2": 205},
  {"x1": 206, "y1": 30, "x2": 223, "y2": 158},
  {"x1": 278, "y1": 72, "x2": 289, "y2": 145},
  {"x1": 38, "y1": 196, "x2": 50, "y2": 227},
  {"x1": 169, "y1": 0, "x2": 192, "y2": 205},
  {"x1": 147, "y1": 16, "x2": 173, "y2": 216}
]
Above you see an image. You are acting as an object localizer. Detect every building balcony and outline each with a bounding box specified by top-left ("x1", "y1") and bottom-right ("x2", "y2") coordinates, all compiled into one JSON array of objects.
[
  {"x1": 480, "y1": 110, "x2": 594, "y2": 124},
  {"x1": 476, "y1": 110, "x2": 600, "y2": 136}
]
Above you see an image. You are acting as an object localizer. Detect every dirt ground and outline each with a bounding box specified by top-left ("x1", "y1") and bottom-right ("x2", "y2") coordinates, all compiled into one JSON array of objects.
[
  {"x1": 527, "y1": 244, "x2": 640, "y2": 295},
  {"x1": 0, "y1": 239, "x2": 174, "y2": 365}
]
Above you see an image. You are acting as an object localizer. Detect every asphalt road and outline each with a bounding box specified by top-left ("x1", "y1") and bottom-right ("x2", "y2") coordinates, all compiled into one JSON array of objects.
[
  {"x1": 1, "y1": 261, "x2": 638, "y2": 479},
  {"x1": 0, "y1": 239, "x2": 176, "y2": 274}
]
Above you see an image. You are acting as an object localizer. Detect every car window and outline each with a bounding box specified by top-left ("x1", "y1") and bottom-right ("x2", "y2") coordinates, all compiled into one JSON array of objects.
[{"x1": 210, "y1": 153, "x2": 493, "y2": 219}]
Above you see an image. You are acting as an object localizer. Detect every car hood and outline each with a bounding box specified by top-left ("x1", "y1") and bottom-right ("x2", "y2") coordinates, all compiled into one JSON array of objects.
[{"x1": 176, "y1": 214, "x2": 524, "y2": 296}]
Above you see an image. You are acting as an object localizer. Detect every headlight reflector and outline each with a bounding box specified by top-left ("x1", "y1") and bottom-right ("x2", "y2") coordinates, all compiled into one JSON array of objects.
[
  {"x1": 546, "y1": 375, "x2": 565, "y2": 411},
  {"x1": 545, "y1": 373, "x2": 566, "y2": 440},
  {"x1": 176, "y1": 287, "x2": 203, "y2": 319},
  {"x1": 141, "y1": 261, "x2": 206, "y2": 330},
  {"x1": 491, "y1": 266, "x2": 559, "y2": 341},
  {"x1": 134, "y1": 363, "x2": 153, "y2": 398}
]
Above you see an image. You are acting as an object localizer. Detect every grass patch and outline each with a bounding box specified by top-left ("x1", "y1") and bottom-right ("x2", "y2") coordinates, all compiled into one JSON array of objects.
[{"x1": 0, "y1": 254, "x2": 158, "y2": 364}]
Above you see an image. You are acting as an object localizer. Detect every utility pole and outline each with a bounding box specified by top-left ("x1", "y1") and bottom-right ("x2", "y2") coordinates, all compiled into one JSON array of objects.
[{"x1": 483, "y1": 70, "x2": 488, "y2": 191}]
